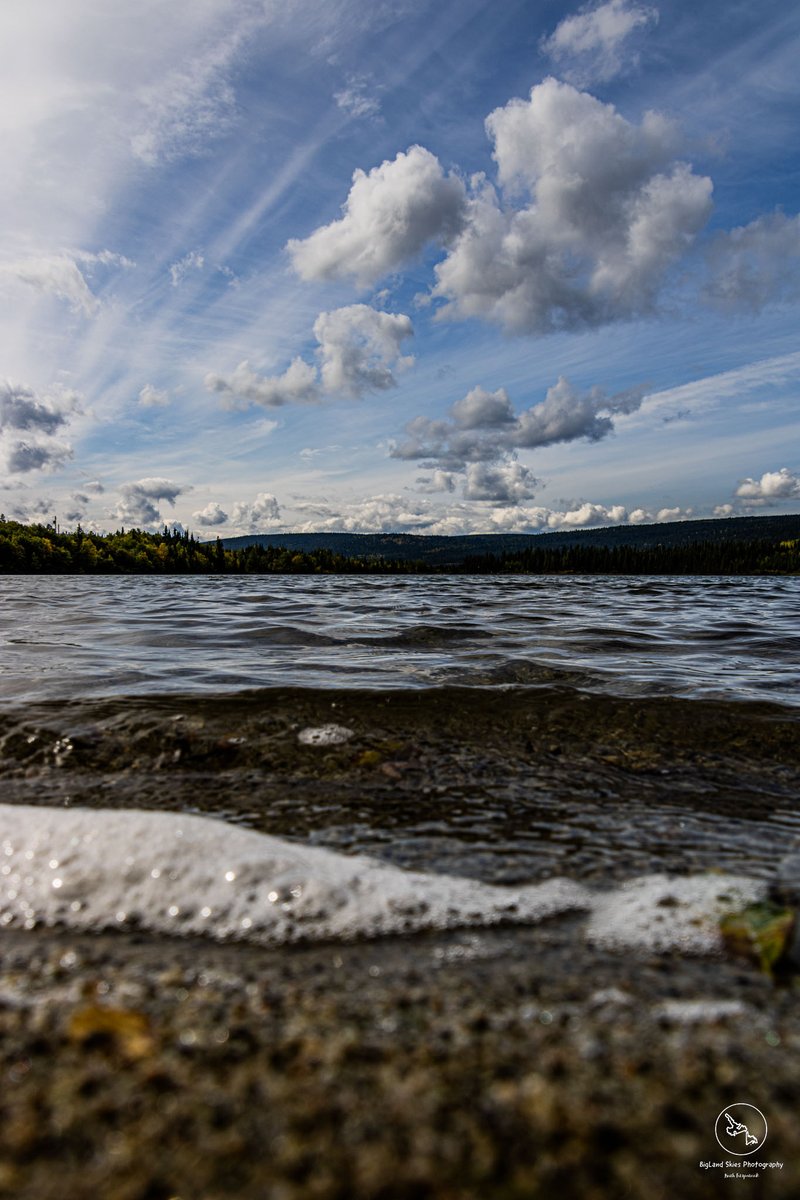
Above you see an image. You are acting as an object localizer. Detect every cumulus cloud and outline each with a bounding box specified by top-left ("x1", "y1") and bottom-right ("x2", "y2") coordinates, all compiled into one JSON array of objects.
[
  {"x1": 192, "y1": 501, "x2": 229, "y2": 526},
  {"x1": 9, "y1": 497, "x2": 56, "y2": 522},
  {"x1": 206, "y1": 357, "x2": 320, "y2": 409},
  {"x1": 393, "y1": 377, "x2": 646, "y2": 473},
  {"x1": 415, "y1": 469, "x2": 457, "y2": 494},
  {"x1": 703, "y1": 212, "x2": 800, "y2": 312},
  {"x1": 541, "y1": 0, "x2": 658, "y2": 85},
  {"x1": 314, "y1": 304, "x2": 414, "y2": 397},
  {"x1": 206, "y1": 305, "x2": 413, "y2": 409},
  {"x1": 230, "y1": 492, "x2": 281, "y2": 532},
  {"x1": 287, "y1": 491, "x2": 688, "y2": 536},
  {"x1": 735, "y1": 467, "x2": 800, "y2": 504},
  {"x1": 287, "y1": 145, "x2": 466, "y2": 286},
  {"x1": 169, "y1": 250, "x2": 205, "y2": 287},
  {"x1": 462, "y1": 461, "x2": 539, "y2": 503},
  {"x1": 0, "y1": 380, "x2": 73, "y2": 435},
  {"x1": 432, "y1": 79, "x2": 711, "y2": 333},
  {"x1": 5, "y1": 440, "x2": 73, "y2": 474},
  {"x1": 112, "y1": 478, "x2": 186, "y2": 529},
  {"x1": 0, "y1": 380, "x2": 79, "y2": 476},
  {"x1": 138, "y1": 384, "x2": 170, "y2": 408},
  {"x1": 554, "y1": 501, "x2": 629, "y2": 527},
  {"x1": 292, "y1": 493, "x2": 438, "y2": 534},
  {"x1": 451, "y1": 385, "x2": 516, "y2": 429},
  {"x1": 0, "y1": 250, "x2": 132, "y2": 315}
]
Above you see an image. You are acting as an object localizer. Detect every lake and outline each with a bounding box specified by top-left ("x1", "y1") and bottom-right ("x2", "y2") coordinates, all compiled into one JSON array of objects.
[
  {"x1": 1, "y1": 574, "x2": 798, "y2": 936},
  {"x1": 1, "y1": 573, "x2": 798, "y2": 704}
]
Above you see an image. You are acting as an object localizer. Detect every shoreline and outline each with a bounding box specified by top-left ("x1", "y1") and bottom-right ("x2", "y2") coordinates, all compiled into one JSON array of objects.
[{"x1": 2, "y1": 921, "x2": 798, "y2": 1198}]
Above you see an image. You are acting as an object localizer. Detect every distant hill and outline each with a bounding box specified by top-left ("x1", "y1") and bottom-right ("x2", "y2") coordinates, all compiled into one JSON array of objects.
[{"x1": 219, "y1": 513, "x2": 800, "y2": 567}]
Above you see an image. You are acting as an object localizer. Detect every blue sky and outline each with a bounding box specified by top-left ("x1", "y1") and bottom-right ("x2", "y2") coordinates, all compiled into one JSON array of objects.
[{"x1": 1, "y1": 0, "x2": 798, "y2": 535}]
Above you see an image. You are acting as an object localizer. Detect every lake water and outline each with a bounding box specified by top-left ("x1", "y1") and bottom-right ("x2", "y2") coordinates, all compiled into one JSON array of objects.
[
  {"x1": 0, "y1": 574, "x2": 798, "y2": 947},
  {"x1": 1, "y1": 574, "x2": 798, "y2": 704}
]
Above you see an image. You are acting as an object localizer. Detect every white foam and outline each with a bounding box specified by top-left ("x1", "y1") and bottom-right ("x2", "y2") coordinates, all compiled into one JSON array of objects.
[
  {"x1": 0, "y1": 806, "x2": 766, "y2": 952},
  {"x1": 586, "y1": 873, "x2": 764, "y2": 954},
  {"x1": 0, "y1": 805, "x2": 590, "y2": 945}
]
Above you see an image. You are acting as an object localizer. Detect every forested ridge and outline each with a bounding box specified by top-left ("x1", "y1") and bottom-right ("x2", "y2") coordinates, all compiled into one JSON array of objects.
[{"x1": 0, "y1": 517, "x2": 798, "y2": 575}]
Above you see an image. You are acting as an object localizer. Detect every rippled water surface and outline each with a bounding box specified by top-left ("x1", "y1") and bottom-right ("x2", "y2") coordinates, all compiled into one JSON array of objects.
[
  {"x1": 1, "y1": 574, "x2": 798, "y2": 705},
  {"x1": 1, "y1": 574, "x2": 798, "y2": 893}
]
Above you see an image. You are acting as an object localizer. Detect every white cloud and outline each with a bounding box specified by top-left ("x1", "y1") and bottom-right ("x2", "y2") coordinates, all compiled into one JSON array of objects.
[
  {"x1": 169, "y1": 251, "x2": 205, "y2": 287},
  {"x1": 463, "y1": 461, "x2": 539, "y2": 503},
  {"x1": 112, "y1": 477, "x2": 187, "y2": 529},
  {"x1": 230, "y1": 492, "x2": 282, "y2": 532},
  {"x1": 451, "y1": 385, "x2": 516, "y2": 429},
  {"x1": 130, "y1": 29, "x2": 245, "y2": 168},
  {"x1": 206, "y1": 357, "x2": 320, "y2": 409},
  {"x1": 515, "y1": 376, "x2": 645, "y2": 448},
  {"x1": 4, "y1": 439, "x2": 73, "y2": 475},
  {"x1": 314, "y1": 304, "x2": 414, "y2": 397},
  {"x1": 0, "y1": 380, "x2": 73, "y2": 435},
  {"x1": 414, "y1": 469, "x2": 457, "y2": 494},
  {"x1": 0, "y1": 249, "x2": 133, "y2": 315},
  {"x1": 735, "y1": 467, "x2": 800, "y2": 504},
  {"x1": 432, "y1": 79, "x2": 711, "y2": 333},
  {"x1": 205, "y1": 304, "x2": 413, "y2": 409},
  {"x1": 394, "y1": 376, "x2": 646, "y2": 471},
  {"x1": 288, "y1": 492, "x2": 680, "y2": 536},
  {"x1": 334, "y1": 74, "x2": 382, "y2": 119},
  {"x1": 638, "y1": 351, "x2": 800, "y2": 422},
  {"x1": 0, "y1": 379, "x2": 79, "y2": 476},
  {"x1": 628, "y1": 505, "x2": 693, "y2": 523},
  {"x1": 138, "y1": 384, "x2": 171, "y2": 408},
  {"x1": 192, "y1": 501, "x2": 229, "y2": 526},
  {"x1": 703, "y1": 212, "x2": 800, "y2": 312},
  {"x1": 552, "y1": 501, "x2": 629, "y2": 527},
  {"x1": 287, "y1": 145, "x2": 466, "y2": 286},
  {"x1": 541, "y1": 1, "x2": 659, "y2": 85},
  {"x1": 292, "y1": 493, "x2": 438, "y2": 534},
  {"x1": 8, "y1": 497, "x2": 56, "y2": 523}
]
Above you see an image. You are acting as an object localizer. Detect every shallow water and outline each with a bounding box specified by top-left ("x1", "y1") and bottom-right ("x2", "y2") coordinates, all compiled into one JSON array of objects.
[{"x1": 0, "y1": 574, "x2": 798, "y2": 939}]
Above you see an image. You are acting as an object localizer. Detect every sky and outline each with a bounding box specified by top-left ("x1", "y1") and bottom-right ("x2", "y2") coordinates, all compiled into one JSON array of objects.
[{"x1": 1, "y1": 0, "x2": 799, "y2": 537}]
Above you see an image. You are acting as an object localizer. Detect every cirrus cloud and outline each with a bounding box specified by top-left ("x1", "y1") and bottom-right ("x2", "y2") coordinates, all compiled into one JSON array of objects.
[{"x1": 541, "y1": 0, "x2": 659, "y2": 86}]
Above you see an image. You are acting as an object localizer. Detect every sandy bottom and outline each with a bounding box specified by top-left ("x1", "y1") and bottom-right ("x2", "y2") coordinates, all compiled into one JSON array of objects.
[{"x1": 1, "y1": 920, "x2": 798, "y2": 1200}]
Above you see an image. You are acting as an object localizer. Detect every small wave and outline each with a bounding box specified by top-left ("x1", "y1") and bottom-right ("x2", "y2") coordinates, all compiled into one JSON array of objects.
[
  {"x1": 358, "y1": 624, "x2": 495, "y2": 648},
  {"x1": 0, "y1": 805, "x2": 763, "y2": 954}
]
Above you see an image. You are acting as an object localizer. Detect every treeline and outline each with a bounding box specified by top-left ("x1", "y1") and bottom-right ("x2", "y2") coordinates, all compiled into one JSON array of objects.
[
  {"x1": 458, "y1": 537, "x2": 800, "y2": 576},
  {"x1": 0, "y1": 520, "x2": 418, "y2": 575},
  {"x1": 0, "y1": 518, "x2": 797, "y2": 575}
]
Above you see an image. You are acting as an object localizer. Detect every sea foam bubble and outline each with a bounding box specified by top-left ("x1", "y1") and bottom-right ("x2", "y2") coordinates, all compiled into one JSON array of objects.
[{"x1": 0, "y1": 805, "x2": 764, "y2": 951}]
